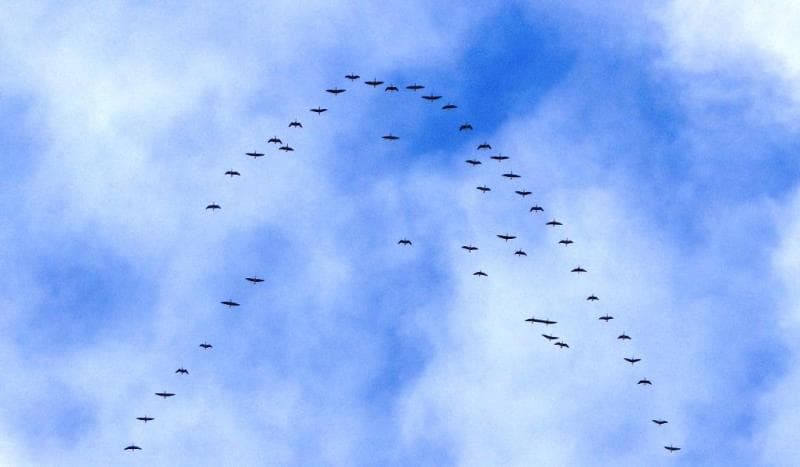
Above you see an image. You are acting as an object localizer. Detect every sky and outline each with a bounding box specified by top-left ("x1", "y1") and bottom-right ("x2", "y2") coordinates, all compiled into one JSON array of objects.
[{"x1": 1, "y1": 1, "x2": 800, "y2": 466}]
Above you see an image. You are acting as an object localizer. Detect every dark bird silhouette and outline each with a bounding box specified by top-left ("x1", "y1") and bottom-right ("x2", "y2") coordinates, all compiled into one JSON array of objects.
[
  {"x1": 199, "y1": 342, "x2": 213, "y2": 350},
  {"x1": 618, "y1": 333, "x2": 631, "y2": 340},
  {"x1": 587, "y1": 294, "x2": 599, "y2": 301},
  {"x1": 345, "y1": 73, "x2": 360, "y2": 81},
  {"x1": 422, "y1": 94, "x2": 442, "y2": 101},
  {"x1": 515, "y1": 190, "x2": 532, "y2": 197},
  {"x1": 497, "y1": 233, "x2": 517, "y2": 241},
  {"x1": 406, "y1": 83, "x2": 424, "y2": 91},
  {"x1": 638, "y1": 378, "x2": 653, "y2": 385},
  {"x1": 382, "y1": 134, "x2": 399, "y2": 141},
  {"x1": 220, "y1": 300, "x2": 240, "y2": 307},
  {"x1": 664, "y1": 445, "x2": 681, "y2": 452},
  {"x1": 559, "y1": 239, "x2": 574, "y2": 246},
  {"x1": 461, "y1": 245, "x2": 478, "y2": 252},
  {"x1": 652, "y1": 420, "x2": 668, "y2": 425},
  {"x1": 442, "y1": 103, "x2": 457, "y2": 110},
  {"x1": 136, "y1": 416, "x2": 154, "y2": 423},
  {"x1": 599, "y1": 314, "x2": 614, "y2": 322},
  {"x1": 530, "y1": 205, "x2": 544, "y2": 213},
  {"x1": 245, "y1": 151, "x2": 264, "y2": 158},
  {"x1": 476, "y1": 185, "x2": 491, "y2": 193},
  {"x1": 514, "y1": 249, "x2": 527, "y2": 257},
  {"x1": 490, "y1": 154, "x2": 509, "y2": 161},
  {"x1": 502, "y1": 172, "x2": 520, "y2": 179},
  {"x1": 555, "y1": 341, "x2": 570, "y2": 348},
  {"x1": 310, "y1": 107, "x2": 327, "y2": 114},
  {"x1": 473, "y1": 271, "x2": 488, "y2": 277},
  {"x1": 477, "y1": 142, "x2": 492, "y2": 150},
  {"x1": 542, "y1": 334, "x2": 558, "y2": 341},
  {"x1": 155, "y1": 392, "x2": 175, "y2": 399},
  {"x1": 526, "y1": 317, "x2": 557, "y2": 325},
  {"x1": 245, "y1": 276, "x2": 264, "y2": 284},
  {"x1": 624, "y1": 357, "x2": 641, "y2": 365},
  {"x1": 175, "y1": 368, "x2": 189, "y2": 375},
  {"x1": 365, "y1": 78, "x2": 384, "y2": 87},
  {"x1": 326, "y1": 87, "x2": 346, "y2": 95},
  {"x1": 465, "y1": 159, "x2": 481, "y2": 166},
  {"x1": 398, "y1": 239, "x2": 412, "y2": 246},
  {"x1": 225, "y1": 170, "x2": 240, "y2": 177},
  {"x1": 279, "y1": 145, "x2": 294, "y2": 152},
  {"x1": 289, "y1": 120, "x2": 303, "y2": 128},
  {"x1": 124, "y1": 445, "x2": 142, "y2": 452},
  {"x1": 268, "y1": 136, "x2": 282, "y2": 144},
  {"x1": 385, "y1": 84, "x2": 399, "y2": 92},
  {"x1": 459, "y1": 123, "x2": 473, "y2": 131},
  {"x1": 571, "y1": 266, "x2": 587, "y2": 273},
  {"x1": 205, "y1": 203, "x2": 221, "y2": 211},
  {"x1": 546, "y1": 219, "x2": 563, "y2": 227}
]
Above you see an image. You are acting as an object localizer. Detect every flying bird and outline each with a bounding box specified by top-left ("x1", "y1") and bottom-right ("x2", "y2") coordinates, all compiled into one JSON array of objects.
[
  {"x1": 497, "y1": 233, "x2": 517, "y2": 241},
  {"x1": 502, "y1": 172, "x2": 520, "y2": 179},
  {"x1": 406, "y1": 83, "x2": 425, "y2": 91},
  {"x1": 554, "y1": 341, "x2": 570, "y2": 348},
  {"x1": 459, "y1": 123, "x2": 473, "y2": 131},
  {"x1": 514, "y1": 249, "x2": 527, "y2": 256},
  {"x1": 441, "y1": 103, "x2": 457, "y2": 110},
  {"x1": 599, "y1": 314, "x2": 614, "y2": 322},
  {"x1": 477, "y1": 142, "x2": 492, "y2": 150},
  {"x1": 652, "y1": 419, "x2": 668, "y2": 425},
  {"x1": 624, "y1": 357, "x2": 641, "y2": 365},
  {"x1": 571, "y1": 266, "x2": 587, "y2": 273},
  {"x1": 175, "y1": 368, "x2": 189, "y2": 375},
  {"x1": 155, "y1": 391, "x2": 175, "y2": 399},
  {"x1": 220, "y1": 300, "x2": 240, "y2": 307},
  {"x1": 289, "y1": 120, "x2": 303, "y2": 128},
  {"x1": 279, "y1": 145, "x2": 294, "y2": 152},
  {"x1": 542, "y1": 334, "x2": 558, "y2": 341},
  {"x1": 345, "y1": 73, "x2": 360, "y2": 81},
  {"x1": 473, "y1": 271, "x2": 488, "y2": 277},
  {"x1": 664, "y1": 445, "x2": 681, "y2": 452},
  {"x1": 398, "y1": 239, "x2": 412, "y2": 246},
  {"x1": 526, "y1": 317, "x2": 557, "y2": 325},
  {"x1": 465, "y1": 159, "x2": 481, "y2": 166},
  {"x1": 490, "y1": 154, "x2": 509, "y2": 161},
  {"x1": 476, "y1": 185, "x2": 491, "y2": 193},
  {"x1": 310, "y1": 107, "x2": 327, "y2": 114},
  {"x1": 205, "y1": 203, "x2": 221, "y2": 211},
  {"x1": 461, "y1": 245, "x2": 478, "y2": 252},
  {"x1": 385, "y1": 84, "x2": 399, "y2": 92},
  {"x1": 326, "y1": 87, "x2": 346, "y2": 95},
  {"x1": 618, "y1": 333, "x2": 631, "y2": 340},
  {"x1": 268, "y1": 136, "x2": 282, "y2": 144},
  {"x1": 546, "y1": 219, "x2": 563, "y2": 227},
  {"x1": 245, "y1": 276, "x2": 264, "y2": 284},
  {"x1": 587, "y1": 294, "x2": 599, "y2": 301},
  {"x1": 638, "y1": 378, "x2": 653, "y2": 385},
  {"x1": 559, "y1": 239, "x2": 574, "y2": 246},
  {"x1": 422, "y1": 94, "x2": 442, "y2": 101},
  {"x1": 136, "y1": 416, "x2": 154, "y2": 423},
  {"x1": 124, "y1": 445, "x2": 142, "y2": 452},
  {"x1": 530, "y1": 205, "x2": 544, "y2": 213},
  {"x1": 225, "y1": 170, "x2": 240, "y2": 177},
  {"x1": 382, "y1": 134, "x2": 399, "y2": 141},
  {"x1": 515, "y1": 190, "x2": 532, "y2": 197},
  {"x1": 199, "y1": 342, "x2": 213, "y2": 349},
  {"x1": 245, "y1": 151, "x2": 264, "y2": 158},
  {"x1": 365, "y1": 78, "x2": 384, "y2": 87}
]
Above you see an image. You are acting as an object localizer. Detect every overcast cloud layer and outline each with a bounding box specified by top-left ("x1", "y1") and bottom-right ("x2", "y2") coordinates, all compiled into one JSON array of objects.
[{"x1": 1, "y1": 2, "x2": 799, "y2": 466}]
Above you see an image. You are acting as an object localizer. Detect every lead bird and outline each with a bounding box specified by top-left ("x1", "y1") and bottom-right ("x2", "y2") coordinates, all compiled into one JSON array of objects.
[
  {"x1": 279, "y1": 145, "x2": 294, "y2": 152},
  {"x1": 664, "y1": 445, "x2": 681, "y2": 453}
]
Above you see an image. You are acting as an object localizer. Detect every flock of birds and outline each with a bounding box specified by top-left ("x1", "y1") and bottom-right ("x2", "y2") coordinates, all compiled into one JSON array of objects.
[{"x1": 123, "y1": 73, "x2": 682, "y2": 457}]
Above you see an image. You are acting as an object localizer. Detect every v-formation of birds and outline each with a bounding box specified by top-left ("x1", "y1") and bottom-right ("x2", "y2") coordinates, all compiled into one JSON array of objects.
[{"x1": 134, "y1": 73, "x2": 682, "y2": 456}]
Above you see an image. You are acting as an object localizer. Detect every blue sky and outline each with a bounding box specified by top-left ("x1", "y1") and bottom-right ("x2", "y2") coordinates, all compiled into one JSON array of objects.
[{"x1": 2, "y1": 1, "x2": 800, "y2": 466}]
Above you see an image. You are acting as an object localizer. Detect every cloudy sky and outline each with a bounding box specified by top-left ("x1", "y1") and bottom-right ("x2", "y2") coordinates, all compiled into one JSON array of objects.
[{"x1": 2, "y1": 1, "x2": 800, "y2": 466}]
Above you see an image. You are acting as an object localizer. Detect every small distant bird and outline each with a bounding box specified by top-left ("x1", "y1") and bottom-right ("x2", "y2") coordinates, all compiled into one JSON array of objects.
[
  {"x1": 459, "y1": 123, "x2": 473, "y2": 131},
  {"x1": 599, "y1": 314, "x2": 614, "y2": 322},
  {"x1": 382, "y1": 134, "x2": 399, "y2": 141},
  {"x1": 199, "y1": 342, "x2": 213, "y2": 350},
  {"x1": 442, "y1": 103, "x2": 457, "y2": 110},
  {"x1": 664, "y1": 445, "x2": 681, "y2": 452},
  {"x1": 465, "y1": 159, "x2": 481, "y2": 166},
  {"x1": 422, "y1": 94, "x2": 442, "y2": 101},
  {"x1": 502, "y1": 172, "x2": 520, "y2": 179},
  {"x1": 638, "y1": 378, "x2": 653, "y2": 385},
  {"x1": 490, "y1": 154, "x2": 509, "y2": 161},
  {"x1": 587, "y1": 294, "x2": 599, "y2": 301},
  {"x1": 345, "y1": 73, "x2": 360, "y2": 81},
  {"x1": 155, "y1": 391, "x2": 175, "y2": 399},
  {"x1": 325, "y1": 87, "x2": 345, "y2": 95},
  {"x1": 618, "y1": 333, "x2": 631, "y2": 341},
  {"x1": 310, "y1": 107, "x2": 327, "y2": 114},
  {"x1": 245, "y1": 151, "x2": 264, "y2": 158},
  {"x1": 220, "y1": 300, "x2": 240, "y2": 307},
  {"x1": 175, "y1": 368, "x2": 189, "y2": 375},
  {"x1": 124, "y1": 445, "x2": 142, "y2": 452},
  {"x1": 365, "y1": 78, "x2": 384, "y2": 87},
  {"x1": 546, "y1": 219, "x2": 563, "y2": 227},
  {"x1": 461, "y1": 245, "x2": 478, "y2": 252},
  {"x1": 514, "y1": 249, "x2": 527, "y2": 257},
  {"x1": 268, "y1": 136, "x2": 282, "y2": 144},
  {"x1": 245, "y1": 276, "x2": 264, "y2": 284},
  {"x1": 559, "y1": 239, "x2": 574, "y2": 246},
  {"x1": 205, "y1": 203, "x2": 221, "y2": 211},
  {"x1": 542, "y1": 334, "x2": 558, "y2": 341},
  {"x1": 136, "y1": 416, "x2": 154, "y2": 423},
  {"x1": 477, "y1": 142, "x2": 492, "y2": 150},
  {"x1": 406, "y1": 83, "x2": 425, "y2": 91},
  {"x1": 476, "y1": 185, "x2": 491, "y2": 193},
  {"x1": 279, "y1": 145, "x2": 294, "y2": 152},
  {"x1": 497, "y1": 233, "x2": 516, "y2": 241},
  {"x1": 289, "y1": 120, "x2": 303, "y2": 128},
  {"x1": 571, "y1": 266, "x2": 587, "y2": 273},
  {"x1": 554, "y1": 341, "x2": 569, "y2": 349},
  {"x1": 515, "y1": 190, "x2": 532, "y2": 197},
  {"x1": 652, "y1": 420, "x2": 668, "y2": 426},
  {"x1": 624, "y1": 357, "x2": 641, "y2": 365},
  {"x1": 473, "y1": 271, "x2": 488, "y2": 277},
  {"x1": 530, "y1": 205, "x2": 544, "y2": 213},
  {"x1": 225, "y1": 170, "x2": 240, "y2": 177},
  {"x1": 385, "y1": 84, "x2": 399, "y2": 92},
  {"x1": 398, "y1": 239, "x2": 412, "y2": 246}
]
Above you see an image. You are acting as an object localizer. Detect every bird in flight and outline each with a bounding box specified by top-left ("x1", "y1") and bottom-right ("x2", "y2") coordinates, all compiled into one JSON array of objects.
[
  {"x1": 554, "y1": 341, "x2": 570, "y2": 349},
  {"x1": 175, "y1": 367, "x2": 189, "y2": 375},
  {"x1": 442, "y1": 103, "x2": 457, "y2": 110},
  {"x1": 205, "y1": 203, "x2": 221, "y2": 211},
  {"x1": 497, "y1": 233, "x2": 516, "y2": 241},
  {"x1": 459, "y1": 123, "x2": 473, "y2": 131},
  {"x1": 490, "y1": 154, "x2": 509, "y2": 161},
  {"x1": 526, "y1": 316, "x2": 557, "y2": 325},
  {"x1": 638, "y1": 378, "x2": 653, "y2": 385},
  {"x1": 268, "y1": 136, "x2": 282, "y2": 144},
  {"x1": 326, "y1": 87, "x2": 346, "y2": 95},
  {"x1": 345, "y1": 73, "x2": 360, "y2": 81},
  {"x1": 279, "y1": 145, "x2": 294, "y2": 152},
  {"x1": 514, "y1": 249, "x2": 527, "y2": 257},
  {"x1": 422, "y1": 94, "x2": 442, "y2": 101},
  {"x1": 515, "y1": 190, "x2": 532, "y2": 197},
  {"x1": 245, "y1": 151, "x2": 264, "y2": 158},
  {"x1": 155, "y1": 391, "x2": 175, "y2": 399},
  {"x1": 124, "y1": 445, "x2": 142, "y2": 452},
  {"x1": 245, "y1": 276, "x2": 264, "y2": 284},
  {"x1": 664, "y1": 445, "x2": 681, "y2": 453},
  {"x1": 586, "y1": 294, "x2": 599, "y2": 301},
  {"x1": 546, "y1": 219, "x2": 563, "y2": 227},
  {"x1": 473, "y1": 271, "x2": 488, "y2": 277},
  {"x1": 199, "y1": 342, "x2": 213, "y2": 350},
  {"x1": 406, "y1": 83, "x2": 424, "y2": 91},
  {"x1": 225, "y1": 169, "x2": 240, "y2": 177},
  {"x1": 542, "y1": 334, "x2": 558, "y2": 341},
  {"x1": 220, "y1": 300, "x2": 240, "y2": 307},
  {"x1": 571, "y1": 266, "x2": 587, "y2": 273},
  {"x1": 382, "y1": 134, "x2": 399, "y2": 141},
  {"x1": 477, "y1": 142, "x2": 492, "y2": 150},
  {"x1": 617, "y1": 332, "x2": 631, "y2": 340},
  {"x1": 461, "y1": 245, "x2": 478, "y2": 252},
  {"x1": 559, "y1": 239, "x2": 574, "y2": 246},
  {"x1": 502, "y1": 172, "x2": 520, "y2": 179},
  {"x1": 530, "y1": 205, "x2": 544, "y2": 213},
  {"x1": 385, "y1": 84, "x2": 399, "y2": 92},
  {"x1": 476, "y1": 185, "x2": 491, "y2": 193},
  {"x1": 599, "y1": 314, "x2": 614, "y2": 322},
  {"x1": 289, "y1": 120, "x2": 303, "y2": 128},
  {"x1": 310, "y1": 107, "x2": 327, "y2": 114},
  {"x1": 136, "y1": 416, "x2": 154, "y2": 423},
  {"x1": 624, "y1": 357, "x2": 641, "y2": 365},
  {"x1": 652, "y1": 419, "x2": 668, "y2": 425},
  {"x1": 365, "y1": 78, "x2": 384, "y2": 87},
  {"x1": 398, "y1": 239, "x2": 412, "y2": 246},
  {"x1": 465, "y1": 159, "x2": 481, "y2": 166}
]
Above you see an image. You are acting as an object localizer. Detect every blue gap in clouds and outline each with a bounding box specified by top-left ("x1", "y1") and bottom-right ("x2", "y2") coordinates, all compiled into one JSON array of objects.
[{"x1": 0, "y1": 95, "x2": 44, "y2": 182}]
